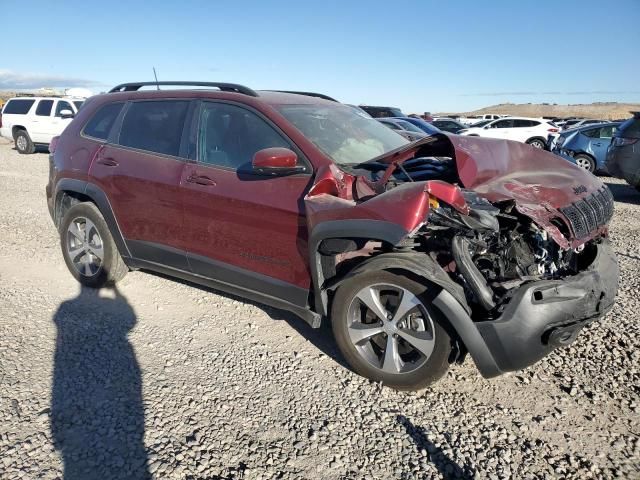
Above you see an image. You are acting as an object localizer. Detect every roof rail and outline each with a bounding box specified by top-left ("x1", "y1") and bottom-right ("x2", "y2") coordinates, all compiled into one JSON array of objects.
[
  {"x1": 266, "y1": 90, "x2": 338, "y2": 102},
  {"x1": 108, "y1": 81, "x2": 258, "y2": 97}
]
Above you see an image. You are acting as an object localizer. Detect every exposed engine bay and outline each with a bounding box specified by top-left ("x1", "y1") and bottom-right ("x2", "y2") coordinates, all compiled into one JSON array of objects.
[{"x1": 409, "y1": 192, "x2": 599, "y2": 318}]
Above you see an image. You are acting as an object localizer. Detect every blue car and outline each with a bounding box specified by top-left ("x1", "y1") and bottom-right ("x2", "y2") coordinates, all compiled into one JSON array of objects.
[
  {"x1": 552, "y1": 122, "x2": 620, "y2": 173},
  {"x1": 389, "y1": 117, "x2": 441, "y2": 135}
]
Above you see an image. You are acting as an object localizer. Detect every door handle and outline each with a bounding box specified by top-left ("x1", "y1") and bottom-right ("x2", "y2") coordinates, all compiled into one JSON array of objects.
[
  {"x1": 592, "y1": 143, "x2": 602, "y2": 147},
  {"x1": 96, "y1": 158, "x2": 119, "y2": 167},
  {"x1": 187, "y1": 174, "x2": 216, "y2": 186}
]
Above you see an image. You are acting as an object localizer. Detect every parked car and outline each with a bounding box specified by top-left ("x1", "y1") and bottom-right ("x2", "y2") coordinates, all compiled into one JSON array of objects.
[
  {"x1": 377, "y1": 118, "x2": 428, "y2": 141},
  {"x1": 458, "y1": 117, "x2": 558, "y2": 149},
  {"x1": 431, "y1": 118, "x2": 468, "y2": 133},
  {"x1": 551, "y1": 122, "x2": 620, "y2": 173},
  {"x1": 0, "y1": 96, "x2": 85, "y2": 153},
  {"x1": 458, "y1": 114, "x2": 505, "y2": 125},
  {"x1": 606, "y1": 112, "x2": 640, "y2": 190},
  {"x1": 561, "y1": 119, "x2": 606, "y2": 131},
  {"x1": 359, "y1": 105, "x2": 404, "y2": 118},
  {"x1": 47, "y1": 81, "x2": 618, "y2": 391},
  {"x1": 390, "y1": 117, "x2": 441, "y2": 135}
]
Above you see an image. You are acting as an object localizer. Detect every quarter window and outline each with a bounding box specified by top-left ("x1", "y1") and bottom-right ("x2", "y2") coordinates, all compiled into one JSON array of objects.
[
  {"x1": 3, "y1": 99, "x2": 35, "y2": 115},
  {"x1": 36, "y1": 100, "x2": 54, "y2": 117},
  {"x1": 197, "y1": 102, "x2": 291, "y2": 169},
  {"x1": 83, "y1": 103, "x2": 125, "y2": 140},
  {"x1": 118, "y1": 101, "x2": 189, "y2": 156}
]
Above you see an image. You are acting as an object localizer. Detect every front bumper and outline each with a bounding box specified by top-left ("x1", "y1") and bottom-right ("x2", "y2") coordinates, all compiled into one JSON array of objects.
[{"x1": 476, "y1": 239, "x2": 618, "y2": 375}]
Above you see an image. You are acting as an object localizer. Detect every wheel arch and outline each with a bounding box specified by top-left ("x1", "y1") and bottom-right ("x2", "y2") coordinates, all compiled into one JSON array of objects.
[
  {"x1": 54, "y1": 179, "x2": 131, "y2": 258},
  {"x1": 326, "y1": 251, "x2": 502, "y2": 378},
  {"x1": 526, "y1": 136, "x2": 547, "y2": 145},
  {"x1": 12, "y1": 125, "x2": 27, "y2": 137}
]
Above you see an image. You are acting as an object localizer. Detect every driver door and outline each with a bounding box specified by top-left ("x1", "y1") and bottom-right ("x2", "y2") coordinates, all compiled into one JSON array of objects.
[{"x1": 180, "y1": 101, "x2": 314, "y2": 303}]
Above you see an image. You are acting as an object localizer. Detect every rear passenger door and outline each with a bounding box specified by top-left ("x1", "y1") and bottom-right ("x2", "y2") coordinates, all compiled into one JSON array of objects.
[
  {"x1": 88, "y1": 99, "x2": 191, "y2": 270},
  {"x1": 31, "y1": 99, "x2": 55, "y2": 143},
  {"x1": 180, "y1": 101, "x2": 313, "y2": 303}
]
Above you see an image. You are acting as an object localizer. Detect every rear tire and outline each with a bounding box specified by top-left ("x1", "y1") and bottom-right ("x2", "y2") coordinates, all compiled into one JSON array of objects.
[
  {"x1": 526, "y1": 137, "x2": 546, "y2": 149},
  {"x1": 14, "y1": 130, "x2": 35, "y2": 154},
  {"x1": 331, "y1": 270, "x2": 451, "y2": 390},
  {"x1": 60, "y1": 202, "x2": 128, "y2": 288},
  {"x1": 574, "y1": 154, "x2": 595, "y2": 173}
]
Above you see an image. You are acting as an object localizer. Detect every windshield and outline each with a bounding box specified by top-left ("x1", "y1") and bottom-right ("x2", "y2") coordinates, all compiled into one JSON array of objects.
[
  {"x1": 73, "y1": 101, "x2": 84, "y2": 110},
  {"x1": 277, "y1": 104, "x2": 409, "y2": 165},
  {"x1": 394, "y1": 120, "x2": 423, "y2": 133}
]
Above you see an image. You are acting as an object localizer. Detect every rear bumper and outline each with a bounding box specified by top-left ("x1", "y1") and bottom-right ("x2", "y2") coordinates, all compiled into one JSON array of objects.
[
  {"x1": 606, "y1": 147, "x2": 640, "y2": 187},
  {"x1": 474, "y1": 239, "x2": 618, "y2": 375}
]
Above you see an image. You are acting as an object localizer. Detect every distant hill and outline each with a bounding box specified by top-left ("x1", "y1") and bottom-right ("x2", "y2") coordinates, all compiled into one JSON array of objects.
[{"x1": 437, "y1": 102, "x2": 640, "y2": 120}]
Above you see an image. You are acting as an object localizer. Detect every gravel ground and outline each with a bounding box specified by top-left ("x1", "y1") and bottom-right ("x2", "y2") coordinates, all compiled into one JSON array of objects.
[{"x1": 0, "y1": 138, "x2": 638, "y2": 479}]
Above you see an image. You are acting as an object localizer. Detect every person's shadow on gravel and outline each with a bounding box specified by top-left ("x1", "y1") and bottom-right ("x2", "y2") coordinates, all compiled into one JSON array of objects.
[
  {"x1": 51, "y1": 285, "x2": 149, "y2": 480},
  {"x1": 397, "y1": 415, "x2": 474, "y2": 479}
]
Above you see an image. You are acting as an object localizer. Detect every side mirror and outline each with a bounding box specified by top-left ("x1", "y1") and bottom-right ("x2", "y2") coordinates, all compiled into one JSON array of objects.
[
  {"x1": 252, "y1": 148, "x2": 305, "y2": 175},
  {"x1": 59, "y1": 109, "x2": 74, "y2": 119}
]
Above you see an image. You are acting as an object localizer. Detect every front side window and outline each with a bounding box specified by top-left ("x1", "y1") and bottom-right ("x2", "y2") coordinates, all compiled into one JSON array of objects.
[
  {"x1": 278, "y1": 104, "x2": 408, "y2": 166},
  {"x1": 83, "y1": 102, "x2": 124, "y2": 140},
  {"x1": 55, "y1": 101, "x2": 74, "y2": 117},
  {"x1": 36, "y1": 100, "x2": 54, "y2": 117},
  {"x1": 3, "y1": 99, "x2": 35, "y2": 115},
  {"x1": 118, "y1": 100, "x2": 189, "y2": 156},
  {"x1": 197, "y1": 102, "x2": 290, "y2": 169}
]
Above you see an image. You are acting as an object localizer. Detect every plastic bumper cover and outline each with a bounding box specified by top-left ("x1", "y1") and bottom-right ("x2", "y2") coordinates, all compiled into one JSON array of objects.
[{"x1": 475, "y1": 239, "x2": 618, "y2": 375}]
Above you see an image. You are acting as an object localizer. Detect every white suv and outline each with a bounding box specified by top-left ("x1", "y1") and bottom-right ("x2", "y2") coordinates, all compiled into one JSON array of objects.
[
  {"x1": 458, "y1": 117, "x2": 558, "y2": 149},
  {"x1": 0, "y1": 96, "x2": 84, "y2": 154}
]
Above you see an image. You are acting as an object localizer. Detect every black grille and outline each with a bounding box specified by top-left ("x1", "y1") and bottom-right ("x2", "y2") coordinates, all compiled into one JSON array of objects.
[{"x1": 560, "y1": 186, "x2": 614, "y2": 239}]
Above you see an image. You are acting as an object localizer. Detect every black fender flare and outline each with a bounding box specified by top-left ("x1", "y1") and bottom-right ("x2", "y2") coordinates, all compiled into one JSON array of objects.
[
  {"x1": 53, "y1": 178, "x2": 131, "y2": 258},
  {"x1": 325, "y1": 251, "x2": 502, "y2": 379},
  {"x1": 308, "y1": 219, "x2": 409, "y2": 316}
]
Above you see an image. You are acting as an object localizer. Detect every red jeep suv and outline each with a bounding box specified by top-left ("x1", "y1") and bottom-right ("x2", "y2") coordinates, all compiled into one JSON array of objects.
[{"x1": 46, "y1": 81, "x2": 619, "y2": 390}]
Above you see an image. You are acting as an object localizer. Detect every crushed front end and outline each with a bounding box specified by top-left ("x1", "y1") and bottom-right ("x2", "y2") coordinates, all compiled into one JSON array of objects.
[
  {"x1": 306, "y1": 134, "x2": 619, "y2": 378},
  {"x1": 415, "y1": 186, "x2": 618, "y2": 375}
]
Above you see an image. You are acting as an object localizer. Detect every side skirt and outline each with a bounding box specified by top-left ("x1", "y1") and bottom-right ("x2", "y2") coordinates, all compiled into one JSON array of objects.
[{"x1": 124, "y1": 257, "x2": 322, "y2": 328}]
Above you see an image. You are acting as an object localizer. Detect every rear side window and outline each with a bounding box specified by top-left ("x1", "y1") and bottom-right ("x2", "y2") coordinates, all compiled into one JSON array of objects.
[
  {"x1": 118, "y1": 101, "x2": 189, "y2": 156},
  {"x1": 3, "y1": 99, "x2": 35, "y2": 115},
  {"x1": 582, "y1": 128, "x2": 600, "y2": 138},
  {"x1": 513, "y1": 120, "x2": 539, "y2": 127},
  {"x1": 83, "y1": 103, "x2": 125, "y2": 140},
  {"x1": 36, "y1": 100, "x2": 54, "y2": 117}
]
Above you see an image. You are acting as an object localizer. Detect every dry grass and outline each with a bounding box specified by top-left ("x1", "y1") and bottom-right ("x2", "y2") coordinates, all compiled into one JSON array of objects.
[{"x1": 439, "y1": 102, "x2": 640, "y2": 120}]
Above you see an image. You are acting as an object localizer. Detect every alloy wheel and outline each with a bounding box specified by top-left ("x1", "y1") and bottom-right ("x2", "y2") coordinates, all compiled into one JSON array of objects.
[
  {"x1": 16, "y1": 135, "x2": 27, "y2": 152},
  {"x1": 575, "y1": 156, "x2": 593, "y2": 171},
  {"x1": 66, "y1": 216, "x2": 104, "y2": 277},
  {"x1": 346, "y1": 283, "x2": 436, "y2": 375},
  {"x1": 529, "y1": 139, "x2": 545, "y2": 149}
]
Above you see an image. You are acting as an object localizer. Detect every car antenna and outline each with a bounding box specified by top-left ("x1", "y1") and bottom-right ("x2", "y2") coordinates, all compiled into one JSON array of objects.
[{"x1": 153, "y1": 67, "x2": 160, "y2": 90}]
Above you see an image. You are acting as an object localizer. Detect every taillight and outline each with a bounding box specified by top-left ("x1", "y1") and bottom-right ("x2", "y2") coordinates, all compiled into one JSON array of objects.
[
  {"x1": 548, "y1": 128, "x2": 558, "y2": 133},
  {"x1": 612, "y1": 137, "x2": 639, "y2": 147},
  {"x1": 49, "y1": 136, "x2": 60, "y2": 154}
]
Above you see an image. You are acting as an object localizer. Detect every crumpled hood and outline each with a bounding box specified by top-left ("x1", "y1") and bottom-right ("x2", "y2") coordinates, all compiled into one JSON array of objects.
[{"x1": 449, "y1": 135, "x2": 604, "y2": 208}]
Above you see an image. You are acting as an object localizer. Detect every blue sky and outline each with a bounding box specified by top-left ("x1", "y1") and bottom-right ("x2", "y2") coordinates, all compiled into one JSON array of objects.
[{"x1": 2, "y1": 0, "x2": 639, "y2": 112}]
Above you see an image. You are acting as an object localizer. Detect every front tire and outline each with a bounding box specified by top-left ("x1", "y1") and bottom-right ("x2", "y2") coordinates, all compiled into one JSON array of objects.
[
  {"x1": 60, "y1": 202, "x2": 128, "y2": 288},
  {"x1": 331, "y1": 270, "x2": 451, "y2": 390},
  {"x1": 574, "y1": 154, "x2": 596, "y2": 173},
  {"x1": 14, "y1": 130, "x2": 35, "y2": 154}
]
